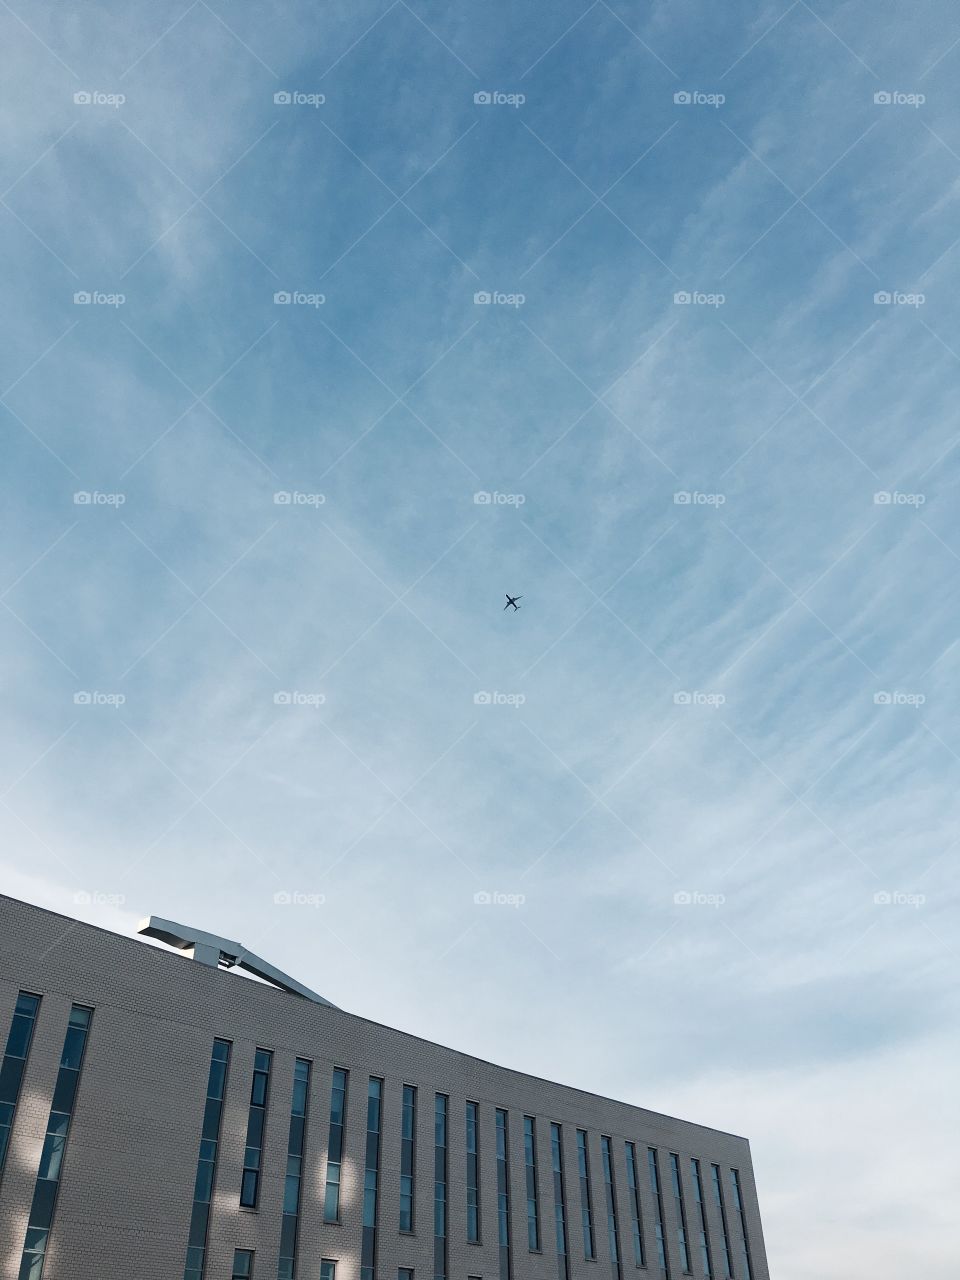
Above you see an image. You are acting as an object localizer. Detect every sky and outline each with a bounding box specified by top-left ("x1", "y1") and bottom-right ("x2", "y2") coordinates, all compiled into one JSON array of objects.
[{"x1": 1, "y1": 0, "x2": 959, "y2": 1275}]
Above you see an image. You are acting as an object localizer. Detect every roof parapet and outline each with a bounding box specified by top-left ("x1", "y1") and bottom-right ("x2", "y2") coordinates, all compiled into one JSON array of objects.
[{"x1": 136, "y1": 915, "x2": 338, "y2": 1007}]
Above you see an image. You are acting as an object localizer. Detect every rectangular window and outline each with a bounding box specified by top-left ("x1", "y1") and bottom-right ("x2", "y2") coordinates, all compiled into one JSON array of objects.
[
  {"x1": 324, "y1": 1069, "x2": 348, "y2": 1223},
  {"x1": 0, "y1": 991, "x2": 41, "y2": 1182},
  {"x1": 400, "y1": 1085, "x2": 416, "y2": 1232},
  {"x1": 523, "y1": 1116, "x2": 541, "y2": 1251},
  {"x1": 240, "y1": 1049, "x2": 273, "y2": 1208},
  {"x1": 550, "y1": 1123, "x2": 569, "y2": 1280},
  {"x1": 184, "y1": 1038, "x2": 231, "y2": 1280},
  {"x1": 690, "y1": 1160, "x2": 712, "y2": 1278},
  {"x1": 647, "y1": 1149, "x2": 670, "y2": 1278},
  {"x1": 730, "y1": 1170, "x2": 753, "y2": 1280},
  {"x1": 278, "y1": 1058, "x2": 311, "y2": 1280},
  {"x1": 669, "y1": 1154, "x2": 690, "y2": 1273},
  {"x1": 710, "y1": 1166, "x2": 733, "y2": 1280},
  {"x1": 320, "y1": 1262, "x2": 336, "y2": 1280},
  {"x1": 18, "y1": 1005, "x2": 93, "y2": 1280},
  {"x1": 362, "y1": 1078, "x2": 383, "y2": 1280},
  {"x1": 434, "y1": 1095, "x2": 448, "y2": 1280},
  {"x1": 496, "y1": 1109, "x2": 512, "y2": 1280},
  {"x1": 576, "y1": 1130, "x2": 596, "y2": 1260},
  {"x1": 467, "y1": 1101, "x2": 481, "y2": 1242},
  {"x1": 233, "y1": 1250, "x2": 255, "y2": 1279},
  {"x1": 624, "y1": 1143, "x2": 646, "y2": 1267},
  {"x1": 601, "y1": 1137, "x2": 622, "y2": 1280},
  {"x1": 399, "y1": 1271, "x2": 414, "y2": 1280}
]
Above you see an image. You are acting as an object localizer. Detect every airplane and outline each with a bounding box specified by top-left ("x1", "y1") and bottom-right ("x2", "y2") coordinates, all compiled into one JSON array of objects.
[{"x1": 504, "y1": 594, "x2": 522, "y2": 611}]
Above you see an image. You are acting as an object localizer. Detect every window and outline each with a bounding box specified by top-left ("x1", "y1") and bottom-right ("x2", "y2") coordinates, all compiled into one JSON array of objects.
[
  {"x1": 434, "y1": 1095, "x2": 448, "y2": 1280},
  {"x1": 400, "y1": 1085, "x2": 416, "y2": 1232},
  {"x1": 233, "y1": 1250, "x2": 255, "y2": 1279},
  {"x1": 278, "y1": 1058, "x2": 311, "y2": 1279},
  {"x1": 467, "y1": 1101, "x2": 481, "y2": 1242},
  {"x1": 399, "y1": 1271, "x2": 414, "y2": 1280},
  {"x1": 730, "y1": 1170, "x2": 753, "y2": 1280},
  {"x1": 576, "y1": 1130, "x2": 596, "y2": 1260},
  {"x1": 647, "y1": 1149, "x2": 670, "y2": 1278},
  {"x1": 710, "y1": 1167, "x2": 733, "y2": 1280},
  {"x1": 690, "y1": 1160, "x2": 713, "y2": 1279},
  {"x1": 240, "y1": 1050, "x2": 273, "y2": 1208},
  {"x1": 551, "y1": 1123, "x2": 569, "y2": 1280},
  {"x1": 523, "y1": 1116, "x2": 541, "y2": 1251},
  {"x1": 600, "y1": 1137, "x2": 622, "y2": 1280},
  {"x1": 496, "y1": 1109, "x2": 512, "y2": 1280},
  {"x1": 0, "y1": 991, "x2": 41, "y2": 1180},
  {"x1": 324, "y1": 1069, "x2": 348, "y2": 1223},
  {"x1": 18, "y1": 1005, "x2": 93, "y2": 1280},
  {"x1": 184, "y1": 1038, "x2": 231, "y2": 1280},
  {"x1": 362, "y1": 1078, "x2": 383, "y2": 1280},
  {"x1": 624, "y1": 1143, "x2": 646, "y2": 1267},
  {"x1": 320, "y1": 1261, "x2": 337, "y2": 1280},
  {"x1": 669, "y1": 1155, "x2": 690, "y2": 1273}
]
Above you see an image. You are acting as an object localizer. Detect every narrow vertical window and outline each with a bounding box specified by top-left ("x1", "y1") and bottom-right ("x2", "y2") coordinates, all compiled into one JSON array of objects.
[
  {"x1": 669, "y1": 1154, "x2": 690, "y2": 1273},
  {"x1": 320, "y1": 1262, "x2": 337, "y2": 1280},
  {"x1": 710, "y1": 1166, "x2": 733, "y2": 1280},
  {"x1": 495, "y1": 1108, "x2": 512, "y2": 1280},
  {"x1": 0, "y1": 991, "x2": 41, "y2": 1182},
  {"x1": 184, "y1": 1038, "x2": 230, "y2": 1280},
  {"x1": 278, "y1": 1058, "x2": 310, "y2": 1279},
  {"x1": 434, "y1": 1095, "x2": 448, "y2": 1280},
  {"x1": 362, "y1": 1078, "x2": 383, "y2": 1280},
  {"x1": 624, "y1": 1143, "x2": 646, "y2": 1267},
  {"x1": 399, "y1": 1271, "x2": 414, "y2": 1280},
  {"x1": 18, "y1": 1005, "x2": 93, "y2": 1280},
  {"x1": 523, "y1": 1116, "x2": 541, "y2": 1251},
  {"x1": 647, "y1": 1149, "x2": 670, "y2": 1278},
  {"x1": 730, "y1": 1170, "x2": 753, "y2": 1280},
  {"x1": 690, "y1": 1160, "x2": 712, "y2": 1278},
  {"x1": 466, "y1": 1101, "x2": 481, "y2": 1243},
  {"x1": 233, "y1": 1250, "x2": 255, "y2": 1279},
  {"x1": 400, "y1": 1085, "x2": 416, "y2": 1232},
  {"x1": 324, "y1": 1069, "x2": 348, "y2": 1223},
  {"x1": 576, "y1": 1130, "x2": 596, "y2": 1260},
  {"x1": 550, "y1": 1123, "x2": 569, "y2": 1280},
  {"x1": 240, "y1": 1050, "x2": 273, "y2": 1208},
  {"x1": 600, "y1": 1137, "x2": 622, "y2": 1280}
]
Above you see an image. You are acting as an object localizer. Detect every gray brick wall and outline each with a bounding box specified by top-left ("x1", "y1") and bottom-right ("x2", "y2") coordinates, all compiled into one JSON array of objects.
[{"x1": 0, "y1": 895, "x2": 770, "y2": 1280}]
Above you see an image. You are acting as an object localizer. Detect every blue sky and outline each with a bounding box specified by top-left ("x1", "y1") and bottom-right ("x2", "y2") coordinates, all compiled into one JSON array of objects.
[{"x1": 2, "y1": 1, "x2": 960, "y2": 1275}]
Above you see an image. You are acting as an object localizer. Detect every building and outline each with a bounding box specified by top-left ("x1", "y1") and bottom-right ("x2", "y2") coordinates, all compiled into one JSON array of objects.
[{"x1": 0, "y1": 894, "x2": 770, "y2": 1280}]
